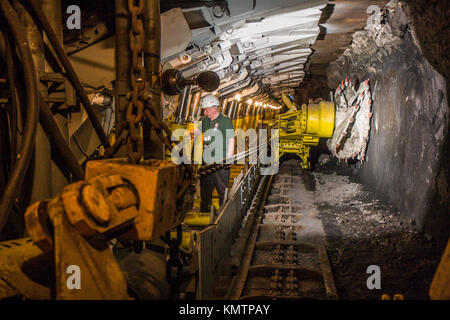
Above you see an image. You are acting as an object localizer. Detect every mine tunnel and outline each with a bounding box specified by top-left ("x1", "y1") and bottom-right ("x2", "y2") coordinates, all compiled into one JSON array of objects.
[{"x1": 0, "y1": 0, "x2": 448, "y2": 302}]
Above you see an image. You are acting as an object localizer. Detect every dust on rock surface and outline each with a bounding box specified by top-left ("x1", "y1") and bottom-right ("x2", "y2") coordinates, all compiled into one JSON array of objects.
[{"x1": 310, "y1": 157, "x2": 442, "y2": 299}]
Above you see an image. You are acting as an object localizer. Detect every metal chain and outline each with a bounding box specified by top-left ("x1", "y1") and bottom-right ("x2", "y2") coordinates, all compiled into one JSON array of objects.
[
  {"x1": 126, "y1": 0, "x2": 145, "y2": 163},
  {"x1": 196, "y1": 135, "x2": 276, "y2": 177},
  {"x1": 198, "y1": 163, "x2": 232, "y2": 177},
  {"x1": 122, "y1": 0, "x2": 271, "y2": 200},
  {"x1": 124, "y1": 0, "x2": 254, "y2": 178},
  {"x1": 165, "y1": 224, "x2": 183, "y2": 299}
]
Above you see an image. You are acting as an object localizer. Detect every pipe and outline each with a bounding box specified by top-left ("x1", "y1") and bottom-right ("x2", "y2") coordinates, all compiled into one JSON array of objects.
[
  {"x1": 234, "y1": 102, "x2": 241, "y2": 120},
  {"x1": 220, "y1": 98, "x2": 228, "y2": 114},
  {"x1": 222, "y1": 100, "x2": 230, "y2": 117},
  {"x1": 177, "y1": 85, "x2": 192, "y2": 125},
  {"x1": 195, "y1": 97, "x2": 203, "y2": 120},
  {"x1": 14, "y1": 0, "x2": 52, "y2": 204},
  {"x1": 4, "y1": 33, "x2": 18, "y2": 169},
  {"x1": 248, "y1": 104, "x2": 254, "y2": 117},
  {"x1": 235, "y1": 103, "x2": 243, "y2": 120},
  {"x1": 189, "y1": 91, "x2": 201, "y2": 122},
  {"x1": 25, "y1": 0, "x2": 111, "y2": 149},
  {"x1": 227, "y1": 101, "x2": 236, "y2": 119},
  {"x1": 0, "y1": 0, "x2": 39, "y2": 232}
]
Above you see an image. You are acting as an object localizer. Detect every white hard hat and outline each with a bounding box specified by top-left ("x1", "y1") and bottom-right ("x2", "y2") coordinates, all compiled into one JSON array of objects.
[{"x1": 201, "y1": 94, "x2": 219, "y2": 109}]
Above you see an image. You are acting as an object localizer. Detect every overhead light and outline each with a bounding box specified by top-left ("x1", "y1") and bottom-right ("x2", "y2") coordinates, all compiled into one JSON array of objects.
[
  {"x1": 235, "y1": 94, "x2": 241, "y2": 101},
  {"x1": 247, "y1": 99, "x2": 253, "y2": 105}
]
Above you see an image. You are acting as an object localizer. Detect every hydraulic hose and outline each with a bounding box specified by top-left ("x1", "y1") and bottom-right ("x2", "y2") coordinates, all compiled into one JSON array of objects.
[
  {"x1": 4, "y1": 32, "x2": 18, "y2": 169},
  {"x1": 0, "y1": 0, "x2": 39, "y2": 232}
]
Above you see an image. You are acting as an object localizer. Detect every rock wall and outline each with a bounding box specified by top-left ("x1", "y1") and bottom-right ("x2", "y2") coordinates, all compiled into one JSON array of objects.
[{"x1": 326, "y1": 1, "x2": 449, "y2": 243}]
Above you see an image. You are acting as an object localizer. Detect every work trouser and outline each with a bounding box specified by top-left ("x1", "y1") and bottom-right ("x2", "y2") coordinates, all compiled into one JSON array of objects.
[{"x1": 200, "y1": 168, "x2": 230, "y2": 212}]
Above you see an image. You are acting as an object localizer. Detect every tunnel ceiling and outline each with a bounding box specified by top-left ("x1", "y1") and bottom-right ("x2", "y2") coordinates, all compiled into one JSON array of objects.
[
  {"x1": 161, "y1": 0, "x2": 329, "y2": 104},
  {"x1": 62, "y1": 0, "x2": 392, "y2": 104},
  {"x1": 309, "y1": 0, "x2": 388, "y2": 81}
]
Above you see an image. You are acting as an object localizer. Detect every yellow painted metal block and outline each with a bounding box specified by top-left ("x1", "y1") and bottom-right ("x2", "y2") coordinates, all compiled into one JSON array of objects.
[
  {"x1": 170, "y1": 231, "x2": 195, "y2": 250},
  {"x1": 86, "y1": 159, "x2": 182, "y2": 241},
  {"x1": 184, "y1": 212, "x2": 212, "y2": 227}
]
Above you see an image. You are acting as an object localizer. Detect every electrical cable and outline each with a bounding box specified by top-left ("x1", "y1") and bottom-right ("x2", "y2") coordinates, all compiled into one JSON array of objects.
[
  {"x1": 0, "y1": 0, "x2": 39, "y2": 232},
  {"x1": 72, "y1": 134, "x2": 92, "y2": 161}
]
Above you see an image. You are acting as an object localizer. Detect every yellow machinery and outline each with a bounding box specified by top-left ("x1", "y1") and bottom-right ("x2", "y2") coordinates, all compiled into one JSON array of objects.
[
  {"x1": 270, "y1": 94, "x2": 335, "y2": 169},
  {"x1": 234, "y1": 105, "x2": 243, "y2": 131},
  {"x1": 4, "y1": 159, "x2": 194, "y2": 299},
  {"x1": 243, "y1": 108, "x2": 251, "y2": 132},
  {"x1": 165, "y1": 119, "x2": 185, "y2": 160},
  {"x1": 429, "y1": 238, "x2": 450, "y2": 299}
]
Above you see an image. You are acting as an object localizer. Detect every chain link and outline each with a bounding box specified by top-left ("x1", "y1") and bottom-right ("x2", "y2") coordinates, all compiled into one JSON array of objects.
[
  {"x1": 126, "y1": 0, "x2": 145, "y2": 163},
  {"x1": 122, "y1": 1, "x2": 225, "y2": 178},
  {"x1": 165, "y1": 224, "x2": 183, "y2": 299},
  {"x1": 125, "y1": 6, "x2": 192, "y2": 291},
  {"x1": 119, "y1": 0, "x2": 236, "y2": 205}
]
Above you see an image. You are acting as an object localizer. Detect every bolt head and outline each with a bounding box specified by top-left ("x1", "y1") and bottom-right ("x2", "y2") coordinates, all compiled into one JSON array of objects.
[{"x1": 81, "y1": 184, "x2": 112, "y2": 225}]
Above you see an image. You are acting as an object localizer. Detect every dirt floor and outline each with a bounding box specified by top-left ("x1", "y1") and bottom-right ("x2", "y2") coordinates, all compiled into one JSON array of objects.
[{"x1": 310, "y1": 156, "x2": 443, "y2": 300}]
